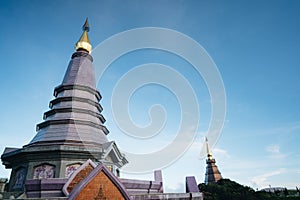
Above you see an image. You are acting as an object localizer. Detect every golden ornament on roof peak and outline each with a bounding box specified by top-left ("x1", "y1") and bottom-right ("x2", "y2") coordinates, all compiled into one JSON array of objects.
[{"x1": 75, "y1": 18, "x2": 92, "y2": 53}]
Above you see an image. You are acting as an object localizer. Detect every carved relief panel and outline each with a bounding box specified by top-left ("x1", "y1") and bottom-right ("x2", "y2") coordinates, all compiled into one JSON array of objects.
[
  {"x1": 33, "y1": 164, "x2": 56, "y2": 179},
  {"x1": 65, "y1": 163, "x2": 81, "y2": 178},
  {"x1": 13, "y1": 167, "x2": 26, "y2": 189}
]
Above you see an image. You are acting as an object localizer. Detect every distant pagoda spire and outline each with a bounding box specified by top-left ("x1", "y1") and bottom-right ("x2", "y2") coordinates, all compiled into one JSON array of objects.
[
  {"x1": 204, "y1": 137, "x2": 222, "y2": 184},
  {"x1": 75, "y1": 18, "x2": 92, "y2": 53},
  {"x1": 205, "y1": 137, "x2": 213, "y2": 160}
]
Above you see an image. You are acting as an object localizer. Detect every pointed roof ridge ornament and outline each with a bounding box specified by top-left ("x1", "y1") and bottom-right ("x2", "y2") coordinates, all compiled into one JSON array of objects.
[
  {"x1": 75, "y1": 18, "x2": 92, "y2": 53},
  {"x1": 83, "y1": 18, "x2": 90, "y2": 32},
  {"x1": 205, "y1": 137, "x2": 213, "y2": 160}
]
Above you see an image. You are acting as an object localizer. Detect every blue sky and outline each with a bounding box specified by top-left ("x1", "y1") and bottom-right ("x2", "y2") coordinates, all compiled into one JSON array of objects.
[{"x1": 0, "y1": 0, "x2": 300, "y2": 192}]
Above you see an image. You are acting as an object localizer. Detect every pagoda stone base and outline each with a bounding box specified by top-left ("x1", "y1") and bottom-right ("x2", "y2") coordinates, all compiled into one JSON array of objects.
[
  {"x1": 25, "y1": 179, "x2": 67, "y2": 198},
  {"x1": 1, "y1": 144, "x2": 104, "y2": 192}
]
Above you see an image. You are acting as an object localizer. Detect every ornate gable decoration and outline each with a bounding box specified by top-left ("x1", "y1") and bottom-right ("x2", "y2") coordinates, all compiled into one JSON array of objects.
[
  {"x1": 68, "y1": 162, "x2": 131, "y2": 200},
  {"x1": 102, "y1": 141, "x2": 128, "y2": 167},
  {"x1": 63, "y1": 159, "x2": 96, "y2": 196}
]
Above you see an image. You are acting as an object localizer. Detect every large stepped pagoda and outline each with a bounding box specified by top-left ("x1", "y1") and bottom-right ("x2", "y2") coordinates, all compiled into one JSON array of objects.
[{"x1": 1, "y1": 18, "x2": 127, "y2": 193}]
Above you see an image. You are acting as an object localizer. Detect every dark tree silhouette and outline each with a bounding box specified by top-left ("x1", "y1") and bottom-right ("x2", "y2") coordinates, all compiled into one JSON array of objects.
[{"x1": 198, "y1": 179, "x2": 300, "y2": 200}]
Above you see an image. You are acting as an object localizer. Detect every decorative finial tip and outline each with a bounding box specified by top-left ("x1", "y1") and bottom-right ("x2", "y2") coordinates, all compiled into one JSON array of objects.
[
  {"x1": 83, "y1": 18, "x2": 90, "y2": 32},
  {"x1": 75, "y1": 18, "x2": 92, "y2": 53},
  {"x1": 205, "y1": 137, "x2": 213, "y2": 159}
]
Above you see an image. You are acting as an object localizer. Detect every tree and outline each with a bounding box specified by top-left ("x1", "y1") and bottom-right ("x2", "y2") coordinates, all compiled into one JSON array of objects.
[{"x1": 198, "y1": 179, "x2": 299, "y2": 200}]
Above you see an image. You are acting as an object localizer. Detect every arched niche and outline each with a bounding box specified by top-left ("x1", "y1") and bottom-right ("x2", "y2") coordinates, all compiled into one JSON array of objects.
[
  {"x1": 65, "y1": 163, "x2": 82, "y2": 178},
  {"x1": 33, "y1": 163, "x2": 56, "y2": 179},
  {"x1": 13, "y1": 167, "x2": 26, "y2": 189}
]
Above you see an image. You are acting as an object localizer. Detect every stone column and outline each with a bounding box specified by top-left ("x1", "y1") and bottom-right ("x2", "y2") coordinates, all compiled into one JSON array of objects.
[{"x1": 0, "y1": 178, "x2": 8, "y2": 192}]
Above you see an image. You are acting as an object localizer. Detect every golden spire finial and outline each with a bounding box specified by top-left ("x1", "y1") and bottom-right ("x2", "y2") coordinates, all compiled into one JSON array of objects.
[
  {"x1": 75, "y1": 18, "x2": 92, "y2": 53},
  {"x1": 205, "y1": 137, "x2": 213, "y2": 159}
]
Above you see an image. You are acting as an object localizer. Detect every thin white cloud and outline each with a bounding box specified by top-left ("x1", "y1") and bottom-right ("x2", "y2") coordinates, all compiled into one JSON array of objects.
[
  {"x1": 265, "y1": 144, "x2": 290, "y2": 159},
  {"x1": 213, "y1": 148, "x2": 231, "y2": 159},
  {"x1": 251, "y1": 168, "x2": 286, "y2": 189},
  {"x1": 266, "y1": 144, "x2": 280, "y2": 153},
  {"x1": 165, "y1": 182, "x2": 185, "y2": 193},
  {"x1": 243, "y1": 122, "x2": 300, "y2": 137}
]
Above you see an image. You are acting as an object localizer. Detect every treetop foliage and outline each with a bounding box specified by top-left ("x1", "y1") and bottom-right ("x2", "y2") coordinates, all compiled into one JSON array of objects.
[{"x1": 198, "y1": 179, "x2": 300, "y2": 200}]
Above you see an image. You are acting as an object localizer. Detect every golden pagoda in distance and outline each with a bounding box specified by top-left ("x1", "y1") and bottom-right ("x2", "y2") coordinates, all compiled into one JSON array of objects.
[{"x1": 204, "y1": 137, "x2": 223, "y2": 184}]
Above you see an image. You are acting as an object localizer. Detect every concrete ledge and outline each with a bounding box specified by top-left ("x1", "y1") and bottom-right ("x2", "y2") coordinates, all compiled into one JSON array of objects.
[
  {"x1": 131, "y1": 192, "x2": 203, "y2": 200},
  {"x1": 120, "y1": 178, "x2": 163, "y2": 194},
  {"x1": 25, "y1": 179, "x2": 67, "y2": 198}
]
